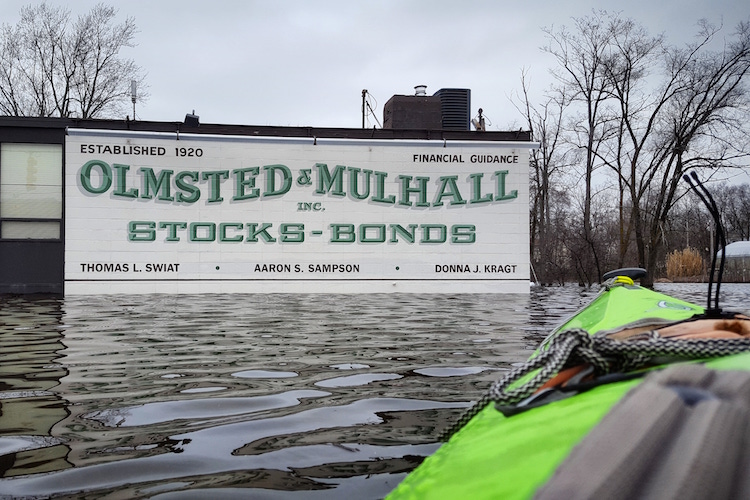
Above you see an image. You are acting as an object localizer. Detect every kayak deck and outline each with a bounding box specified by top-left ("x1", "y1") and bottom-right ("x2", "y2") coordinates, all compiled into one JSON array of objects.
[{"x1": 387, "y1": 284, "x2": 750, "y2": 499}]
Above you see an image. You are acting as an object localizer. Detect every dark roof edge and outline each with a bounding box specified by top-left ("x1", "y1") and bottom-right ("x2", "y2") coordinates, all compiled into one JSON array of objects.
[{"x1": 0, "y1": 116, "x2": 532, "y2": 142}]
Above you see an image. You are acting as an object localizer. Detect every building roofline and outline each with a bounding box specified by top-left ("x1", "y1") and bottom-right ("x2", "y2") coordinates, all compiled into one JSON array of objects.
[{"x1": 0, "y1": 116, "x2": 532, "y2": 143}]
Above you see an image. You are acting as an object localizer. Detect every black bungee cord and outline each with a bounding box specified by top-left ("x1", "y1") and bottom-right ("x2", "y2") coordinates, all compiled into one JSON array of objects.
[{"x1": 683, "y1": 172, "x2": 726, "y2": 316}]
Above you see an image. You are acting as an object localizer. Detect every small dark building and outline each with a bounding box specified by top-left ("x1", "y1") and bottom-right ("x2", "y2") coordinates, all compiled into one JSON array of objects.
[
  {"x1": 0, "y1": 113, "x2": 531, "y2": 295},
  {"x1": 383, "y1": 86, "x2": 471, "y2": 131}
]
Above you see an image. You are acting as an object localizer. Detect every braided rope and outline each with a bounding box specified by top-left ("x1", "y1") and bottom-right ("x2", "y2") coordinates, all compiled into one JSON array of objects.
[{"x1": 438, "y1": 329, "x2": 750, "y2": 442}]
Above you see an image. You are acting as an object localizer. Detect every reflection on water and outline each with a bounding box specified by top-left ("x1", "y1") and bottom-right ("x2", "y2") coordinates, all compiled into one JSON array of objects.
[
  {"x1": 0, "y1": 296, "x2": 70, "y2": 479},
  {"x1": 0, "y1": 284, "x2": 746, "y2": 498}
]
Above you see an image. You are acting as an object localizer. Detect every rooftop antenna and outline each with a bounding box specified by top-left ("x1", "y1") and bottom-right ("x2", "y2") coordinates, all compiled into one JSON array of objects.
[
  {"x1": 131, "y1": 80, "x2": 137, "y2": 120},
  {"x1": 471, "y1": 108, "x2": 486, "y2": 131},
  {"x1": 362, "y1": 89, "x2": 367, "y2": 128},
  {"x1": 361, "y1": 90, "x2": 381, "y2": 129}
]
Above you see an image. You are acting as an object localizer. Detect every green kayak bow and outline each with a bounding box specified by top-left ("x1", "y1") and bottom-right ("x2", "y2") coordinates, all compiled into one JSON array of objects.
[{"x1": 388, "y1": 278, "x2": 750, "y2": 500}]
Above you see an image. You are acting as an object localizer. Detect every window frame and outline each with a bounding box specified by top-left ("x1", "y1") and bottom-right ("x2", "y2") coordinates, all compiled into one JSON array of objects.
[{"x1": 0, "y1": 142, "x2": 64, "y2": 242}]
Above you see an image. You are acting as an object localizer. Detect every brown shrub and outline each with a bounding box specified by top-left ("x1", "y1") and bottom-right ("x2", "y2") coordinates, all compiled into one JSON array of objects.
[{"x1": 666, "y1": 247, "x2": 704, "y2": 279}]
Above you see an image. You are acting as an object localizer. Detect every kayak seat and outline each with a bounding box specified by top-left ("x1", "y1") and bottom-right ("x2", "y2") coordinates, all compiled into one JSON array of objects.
[{"x1": 534, "y1": 363, "x2": 750, "y2": 500}]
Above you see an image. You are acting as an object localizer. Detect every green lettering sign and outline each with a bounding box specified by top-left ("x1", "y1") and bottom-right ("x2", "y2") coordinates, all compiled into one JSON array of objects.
[{"x1": 80, "y1": 160, "x2": 112, "y2": 194}]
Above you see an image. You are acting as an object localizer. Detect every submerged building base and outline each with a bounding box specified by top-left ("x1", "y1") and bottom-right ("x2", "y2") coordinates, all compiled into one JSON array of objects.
[
  {"x1": 1, "y1": 117, "x2": 534, "y2": 295},
  {"x1": 64, "y1": 279, "x2": 532, "y2": 295}
]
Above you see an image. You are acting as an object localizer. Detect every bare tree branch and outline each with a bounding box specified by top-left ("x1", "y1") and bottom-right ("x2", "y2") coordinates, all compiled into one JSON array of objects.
[{"x1": 0, "y1": 2, "x2": 147, "y2": 119}]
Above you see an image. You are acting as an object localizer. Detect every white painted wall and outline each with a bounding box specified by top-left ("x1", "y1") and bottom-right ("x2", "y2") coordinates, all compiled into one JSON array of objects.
[{"x1": 65, "y1": 129, "x2": 531, "y2": 294}]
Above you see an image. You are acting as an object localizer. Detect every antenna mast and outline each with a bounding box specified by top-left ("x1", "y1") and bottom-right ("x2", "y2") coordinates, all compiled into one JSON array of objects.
[
  {"x1": 362, "y1": 89, "x2": 367, "y2": 128},
  {"x1": 131, "y1": 80, "x2": 137, "y2": 120}
]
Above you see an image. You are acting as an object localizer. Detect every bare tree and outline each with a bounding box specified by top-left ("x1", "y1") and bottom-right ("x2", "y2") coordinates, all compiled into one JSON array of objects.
[
  {"x1": 542, "y1": 11, "x2": 621, "y2": 284},
  {"x1": 715, "y1": 183, "x2": 750, "y2": 242},
  {"x1": 595, "y1": 16, "x2": 664, "y2": 269},
  {"x1": 541, "y1": 12, "x2": 750, "y2": 285},
  {"x1": 0, "y1": 3, "x2": 146, "y2": 119},
  {"x1": 616, "y1": 19, "x2": 750, "y2": 285},
  {"x1": 514, "y1": 70, "x2": 573, "y2": 284}
]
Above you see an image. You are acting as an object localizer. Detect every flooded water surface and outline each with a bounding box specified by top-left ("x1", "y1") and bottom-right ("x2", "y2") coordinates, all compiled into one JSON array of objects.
[{"x1": 0, "y1": 284, "x2": 747, "y2": 498}]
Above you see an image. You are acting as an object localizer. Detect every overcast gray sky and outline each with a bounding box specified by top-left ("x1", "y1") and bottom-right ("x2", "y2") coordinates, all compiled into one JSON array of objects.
[{"x1": 1, "y1": 0, "x2": 749, "y2": 129}]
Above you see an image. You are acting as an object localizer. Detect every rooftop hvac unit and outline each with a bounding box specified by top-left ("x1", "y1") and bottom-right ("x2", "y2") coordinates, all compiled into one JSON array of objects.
[{"x1": 434, "y1": 88, "x2": 471, "y2": 131}]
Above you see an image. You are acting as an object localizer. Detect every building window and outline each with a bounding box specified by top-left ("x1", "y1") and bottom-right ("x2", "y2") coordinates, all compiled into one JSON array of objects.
[{"x1": 0, "y1": 143, "x2": 62, "y2": 239}]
